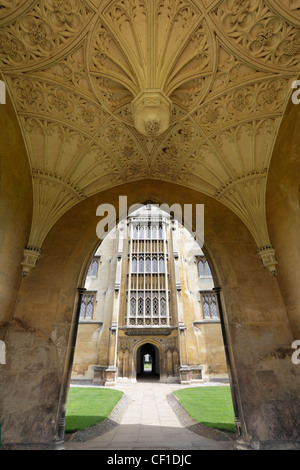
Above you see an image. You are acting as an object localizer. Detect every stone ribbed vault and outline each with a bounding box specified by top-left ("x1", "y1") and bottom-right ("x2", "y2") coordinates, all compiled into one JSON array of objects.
[{"x1": 1, "y1": 0, "x2": 300, "y2": 275}]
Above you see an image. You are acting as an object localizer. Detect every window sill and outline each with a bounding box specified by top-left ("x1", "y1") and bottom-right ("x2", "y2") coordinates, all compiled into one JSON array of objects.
[
  {"x1": 193, "y1": 319, "x2": 220, "y2": 325},
  {"x1": 79, "y1": 320, "x2": 103, "y2": 325}
]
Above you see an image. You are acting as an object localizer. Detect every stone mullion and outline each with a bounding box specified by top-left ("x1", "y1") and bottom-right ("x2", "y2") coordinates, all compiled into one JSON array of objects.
[
  {"x1": 163, "y1": 221, "x2": 170, "y2": 326},
  {"x1": 143, "y1": 235, "x2": 146, "y2": 324},
  {"x1": 150, "y1": 227, "x2": 153, "y2": 323},
  {"x1": 127, "y1": 223, "x2": 133, "y2": 326}
]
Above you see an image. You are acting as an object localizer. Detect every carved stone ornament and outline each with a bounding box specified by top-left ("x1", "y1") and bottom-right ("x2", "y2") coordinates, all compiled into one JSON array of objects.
[
  {"x1": 132, "y1": 90, "x2": 172, "y2": 136},
  {"x1": 0, "y1": 0, "x2": 299, "y2": 277},
  {"x1": 125, "y1": 328, "x2": 172, "y2": 336},
  {"x1": 21, "y1": 247, "x2": 42, "y2": 277},
  {"x1": 258, "y1": 245, "x2": 278, "y2": 277}
]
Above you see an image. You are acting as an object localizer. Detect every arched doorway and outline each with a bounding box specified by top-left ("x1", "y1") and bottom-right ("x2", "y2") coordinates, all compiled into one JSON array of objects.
[
  {"x1": 71, "y1": 203, "x2": 227, "y2": 388},
  {"x1": 1, "y1": 180, "x2": 298, "y2": 450},
  {"x1": 136, "y1": 343, "x2": 160, "y2": 380}
]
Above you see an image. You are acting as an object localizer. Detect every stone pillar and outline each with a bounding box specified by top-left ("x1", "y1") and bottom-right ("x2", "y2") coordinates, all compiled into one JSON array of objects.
[
  {"x1": 178, "y1": 321, "x2": 190, "y2": 383},
  {"x1": 213, "y1": 287, "x2": 242, "y2": 439},
  {"x1": 105, "y1": 225, "x2": 124, "y2": 385},
  {"x1": 172, "y1": 225, "x2": 190, "y2": 383},
  {"x1": 56, "y1": 287, "x2": 86, "y2": 444},
  {"x1": 105, "y1": 321, "x2": 118, "y2": 386}
]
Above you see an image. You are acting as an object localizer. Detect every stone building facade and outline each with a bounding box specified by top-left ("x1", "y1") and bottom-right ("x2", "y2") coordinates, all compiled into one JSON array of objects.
[
  {"x1": 1, "y1": 1, "x2": 300, "y2": 451},
  {"x1": 72, "y1": 205, "x2": 228, "y2": 385}
]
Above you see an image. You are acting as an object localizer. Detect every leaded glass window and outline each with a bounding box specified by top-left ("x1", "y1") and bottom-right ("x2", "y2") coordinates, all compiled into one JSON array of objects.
[
  {"x1": 160, "y1": 296, "x2": 166, "y2": 316},
  {"x1": 198, "y1": 259, "x2": 205, "y2": 276},
  {"x1": 203, "y1": 300, "x2": 210, "y2": 319},
  {"x1": 159, "y1": 256, "x2": 164, "y2": 273},
  {"x1": 201, "y1": 292, "x2": 219, "y2": 320},
  {"x1": 132, "y1": 256, "x2": 137, "y2": 273},
  {"x1": 158, "y1": 225, "x2": 163, "y2": 239},
  {"x1": 86, "y1": 301, "x2": 93, "y2": 319},
  {"x1": 138, "y1": 294, "x2": 144, "y2": 316},
  {"x1": 88, "y1": 258, "x2": 99, "y2": 278},
  {"x1": 145, "y1": 296, "x2": 151, "y2": 316},
  {"x1": 130, "y1": 294, "x2": 136, "y2": 316},
  {"x1": 79, "y1": 293, "x2": 96, "y2": 320},
  {"x1": 133, "y1": 226, "x2": 138, "y2": 239},
  {"x1": 80, "y1": 302, "x2": 85, "y2": 318},
  {"x1": 205, "y1": 260, "x2": 212, "y2": 276},
  {"x1": 153, "y1": 297, "x2": 158, "y2": 316},
  {"x1": 198, "y1": 257, "x2": 212, "y2": 277}
]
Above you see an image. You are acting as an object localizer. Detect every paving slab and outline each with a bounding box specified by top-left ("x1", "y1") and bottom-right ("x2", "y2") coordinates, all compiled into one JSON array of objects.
[{"x1": 64, "y1": 380, "x2": 235, "y2": 451}]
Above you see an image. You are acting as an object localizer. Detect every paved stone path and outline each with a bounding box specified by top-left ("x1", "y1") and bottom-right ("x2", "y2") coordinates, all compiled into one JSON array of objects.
[{"x1": 64, "y1": 380, "x2": 235, "y2": 451}]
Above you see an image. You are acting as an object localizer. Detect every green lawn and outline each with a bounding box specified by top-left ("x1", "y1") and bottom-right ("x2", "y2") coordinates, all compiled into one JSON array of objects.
[
  {"x1": 65, "y1": 387, "x2": 123, "y2": 433},
  {"x1": 173, "y1": 386, "x2": 235, "y2": 433}
]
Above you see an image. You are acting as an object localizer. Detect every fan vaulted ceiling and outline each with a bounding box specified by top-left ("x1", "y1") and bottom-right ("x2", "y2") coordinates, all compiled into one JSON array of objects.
[{"x1": 1, "y1": 0, "x2": 300, "y2": 276}]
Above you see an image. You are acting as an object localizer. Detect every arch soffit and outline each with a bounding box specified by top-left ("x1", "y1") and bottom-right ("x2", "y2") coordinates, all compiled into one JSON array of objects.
[
  {"x1": 19, "y1": 179, "x2": 286, "y2": 339},
  {"x1": 33, "y1": 179, "x2": 268, "y2": 299},
  {"x1": 133, "y1": 339, "x2": 163, "y2": 356},
  {"x1": 1, "y1": 2, "x2": 299, "y2": 278}
]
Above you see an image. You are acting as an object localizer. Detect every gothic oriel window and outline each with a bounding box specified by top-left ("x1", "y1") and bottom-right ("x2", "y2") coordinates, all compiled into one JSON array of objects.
[
  {"x1": 127, "y1": 217, "x2": 170, "y2": 325},
  {"x1": 80, "y1": 292, "x2": 96, "y2": 320}
]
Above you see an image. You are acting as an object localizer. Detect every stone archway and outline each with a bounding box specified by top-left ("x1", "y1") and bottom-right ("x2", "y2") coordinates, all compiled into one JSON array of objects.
[
  {"x1": 136, "y1": 342, "x2": 160, "y2": 380},
  {"x1": 0, "y1": 180, "x2": 298, "y2": 450}
]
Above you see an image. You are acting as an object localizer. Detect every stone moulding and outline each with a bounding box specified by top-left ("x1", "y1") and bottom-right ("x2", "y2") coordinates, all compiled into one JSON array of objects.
[
  {"x1": 21, "y1": 246, "x2": 42, "y2": 277},
  {"x1": 258, "y1": 245, "x2": 278, "y2": 277},
  {"x1": 132, "y1": 89, "x2": 172, "y2": 137},
  {"x1": 124, "y1": 328, "x2": 172, "y2": 336}
]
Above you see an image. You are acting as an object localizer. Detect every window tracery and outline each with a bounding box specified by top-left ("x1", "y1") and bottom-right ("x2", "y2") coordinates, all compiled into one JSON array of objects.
[
  {"x1": 87, "y1": 257, "x2": 100, "y2": 278},
  {"x1": 197, "y1": 256, "x2": 212, "y2": 277},
  {"x1": 79, "y1": 292, "x2": 96, "y2": 320},
  {"x1": 127, "y1": 218, "x2": 170, "y2": 326},
  {"x1": 200, "y1": 291, "x2": 219, "y2": 320}
]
